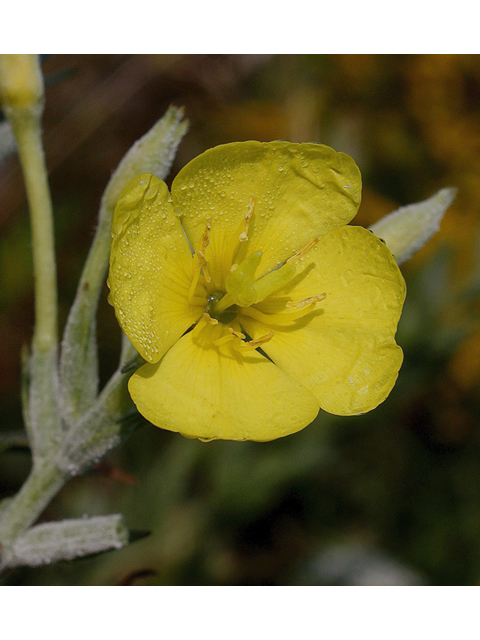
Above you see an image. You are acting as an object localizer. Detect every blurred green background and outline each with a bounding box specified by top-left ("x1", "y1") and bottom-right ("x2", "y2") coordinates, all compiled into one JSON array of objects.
[{"x1": 2, "y1": 54, "x2": 480, "y2": 585}]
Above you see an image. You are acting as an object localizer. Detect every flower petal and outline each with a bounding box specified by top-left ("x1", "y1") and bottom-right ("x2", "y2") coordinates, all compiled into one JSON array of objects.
[
  {"x1": 240, "y1": 226, "x2": 406, "y2": 416},
  {"x1": 108, "y1": 173, "x2": 203, "y2": 363},
  {"x1": 171, "y1": 141, "x2": 361, "y2": 288},
  {"x1": 128, "y1": 323, "x2": 319, "y2": 441}
]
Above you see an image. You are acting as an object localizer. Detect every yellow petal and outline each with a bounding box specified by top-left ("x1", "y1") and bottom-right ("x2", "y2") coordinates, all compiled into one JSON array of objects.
[
  {"x1": 240, "y1": 226, "x2": 406, "y2": 416},
  {"x1": 108, "y1": 173, "x2": 203, "y2": 363},
  {"x1": 128, "y1": 322, "x2": 319, "y2": 441},
  {"x1": 171, "y1": 141, "x2": 361, "y2": 288}
]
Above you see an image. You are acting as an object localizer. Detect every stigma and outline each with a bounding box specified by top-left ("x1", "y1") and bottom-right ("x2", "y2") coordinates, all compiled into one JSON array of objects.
[{"x1": 186, "y1": 197, "x2": 326, "y2": 351}]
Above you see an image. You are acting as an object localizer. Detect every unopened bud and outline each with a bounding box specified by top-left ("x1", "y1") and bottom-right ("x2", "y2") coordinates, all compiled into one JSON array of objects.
[
  {"x1": 0, "y1": 54, "x2": 43, "y2": 115},
  {"x1": 370, "y1": 188, "x2": 457, "y2": 265}
]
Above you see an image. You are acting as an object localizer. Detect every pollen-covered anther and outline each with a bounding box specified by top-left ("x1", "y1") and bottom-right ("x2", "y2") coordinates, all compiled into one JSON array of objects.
[
  {"x1": 213, "y1": 333, "x2": 235, "y2": 347},
  {"x1": 222, "y1": 196, "x2": 256, "y2": 284},
  {"x1": 241, "y1": 300, "x2": 319, "y2": 325},
  {"x1": 286, "y1": 237, "x2": 319, "y2": 265},
  {"x1": 239, "y1": 196, "x2": 255, "y2": 243},
  {"x1": 247, "y1": 331, "x2": 274, "y2": 347},
  {"x1": 188, "y1": 220, "x2": 212, "y2": 303},
  {"x1": 196, "y1": 250, "x2": 211, "y2": 283},
  {"x1": 233, "y1": 331, "x2": 274, "y2": 352},
  {"x1": 191, "y1": 312, "x2": 218, "y2": 338},
  {"x1": 228, "y1": 327, "x2": 245, "y2": 339},
  {"x1": 199, "y1": 218, "x2": 212, "y2": 252},
  {"x1": 196, "y1": 218, "x2": 212, "y2": 283},
  {"x1": 212, "y1": 325, "x2": 245, "y2": 348},
  {"x1": 286, "y1": 293, "x2": 326, "y2": 309}
]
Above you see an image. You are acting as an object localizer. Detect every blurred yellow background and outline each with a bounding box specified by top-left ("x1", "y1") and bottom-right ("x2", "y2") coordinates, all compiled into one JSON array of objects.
[{"x1": 2, "y1": 54, "x2": 480, "y2": 585}]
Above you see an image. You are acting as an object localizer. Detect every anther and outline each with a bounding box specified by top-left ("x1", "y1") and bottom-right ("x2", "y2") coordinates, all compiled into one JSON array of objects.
[
  {"x1": 246, "y1": 331, "x2": 274, "y2": 348},
  {"x1": 188, "y1": 220, "x2": 212, "y2": 303},
  {"x1": 213, "y1": 333, "x2": 235, "y2": 347},
  {"x1": 286, "y1": 237, "x2": 319, "y2": 265},
  {"x1": 228, "y1": 327, "x2": 245, "y2": 339},
  {"x1": 232, "y1": 331, "x2": 274, "y2": 352},
  {"x1": 241, "y1": 303, "x2": 318, "y2": 325},
  {"x1": 239, "y1": 196, "x2": 255, "y2": 243},
  {"x1": 222, "y1": 196, "x2": 256, "y2": 284},
  {"x1": 286, "y1": 293, "x2": 326, "y2": 309},
  {"x1": 199, "y1": 219, "x2": 212, "y2": 253},
  {"x1": 191, "y1": 312, "x2": 218, "y2": 338},
  {"x1": 196, "y1": 219, "x2": 212, "y2": 283},
  {"x1": 196, "y1": 250, "x2": 211, "y2": 283}
]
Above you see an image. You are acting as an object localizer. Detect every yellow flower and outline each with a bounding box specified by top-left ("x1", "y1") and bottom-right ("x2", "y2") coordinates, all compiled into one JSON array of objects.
[{"x1": 108, "y1": 141, "x2": 405, "y2": 442}]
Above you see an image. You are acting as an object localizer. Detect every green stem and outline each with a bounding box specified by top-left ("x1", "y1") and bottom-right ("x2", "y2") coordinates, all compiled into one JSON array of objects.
[
  {"x1": 0, "y1": 459, "x2": 67, "y2": 547},
  {"x1": 8, "y1": 106, "x2": 62, "y2": 458},
  {"x1": 10, "y1": 109, "x2": 57, "y2": 353}
]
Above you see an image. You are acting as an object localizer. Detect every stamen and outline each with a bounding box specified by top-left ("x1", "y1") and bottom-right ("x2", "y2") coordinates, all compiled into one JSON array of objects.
[
  {"x1": 222, "y1": 196, "x2": 256, "y2": 284},
  {"x1": 198, "y1": 219, "x2": 212, "y2": 254},
  {"x1": 188, "y1": 263, "x2": 199, "y2": 304},
  {"x1": 246, "y1": 332, "x2": 274, "y2": 348},
  {"x1": 196, "y1": 250, "x2": 211, "y2": 284},
  {"x1": 191, "y1": 312, "x2": 218, "y2": 338},
  {"x1": 232, "y1": 331, "x2": 274, "y2": 352},
  {"x1": 286, "y1": 237, "x2": 319, "y2": 265},
  {"x1": 286, "y1": 293, "x2": 326, "y2": 309},
  {"x1": 228, "y1": 327, "x2": 245, "y2": 339},
  {"x1": 240, "y1": 303, "x2": 318, "y2": 325},
  {"x1": 188, "y1": 220, "x2": 212, "y2": 304},
  {"x1": 213, "y1": 333, "x2": 235, "y2": 347},
  {"x1": 187, "y1": 255, "x2": 203, "y2": 304},
  {"x1": 239, "y1": 196, "x2": 255, "y2": 243}
]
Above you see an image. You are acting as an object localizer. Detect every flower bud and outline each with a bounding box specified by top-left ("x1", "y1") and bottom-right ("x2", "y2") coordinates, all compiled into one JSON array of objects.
[
  {"x1": 0, "y1": 54, "x2": 43, "y2": 115},
  {"x1": 370, "y1": 187, "x2": 457, "y2": 265}
]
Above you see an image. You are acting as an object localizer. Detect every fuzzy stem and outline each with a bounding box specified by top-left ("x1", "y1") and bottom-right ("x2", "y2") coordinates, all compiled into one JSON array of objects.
[
  {"x1": 10, "y1": 111, "x2": 58, "y2": 352},
  {"x1": 0, "y1": 460, "x2": 67, "y2": 550}
]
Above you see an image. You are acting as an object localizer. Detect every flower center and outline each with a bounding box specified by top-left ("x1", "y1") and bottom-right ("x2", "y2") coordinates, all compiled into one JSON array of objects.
[
  {"x1": 186, "y1": 196, "x2": 326, "y2": 350},
  {"x1": 205, "y1": 291, "x2": 237, "y2": 324}
]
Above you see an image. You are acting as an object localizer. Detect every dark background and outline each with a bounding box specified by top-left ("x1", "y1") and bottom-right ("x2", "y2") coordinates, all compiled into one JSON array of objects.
[{"x1": 2, "y1": 54, "x2": 480, "y2": 585}]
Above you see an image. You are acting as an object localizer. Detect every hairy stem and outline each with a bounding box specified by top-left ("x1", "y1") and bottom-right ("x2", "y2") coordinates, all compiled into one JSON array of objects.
[
  {"x1": 0, "y1": 460, "x2": 67, "y2": 549},
  {"x1": 10, "y1": 110, "x2": 58, "y2": 353}
]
